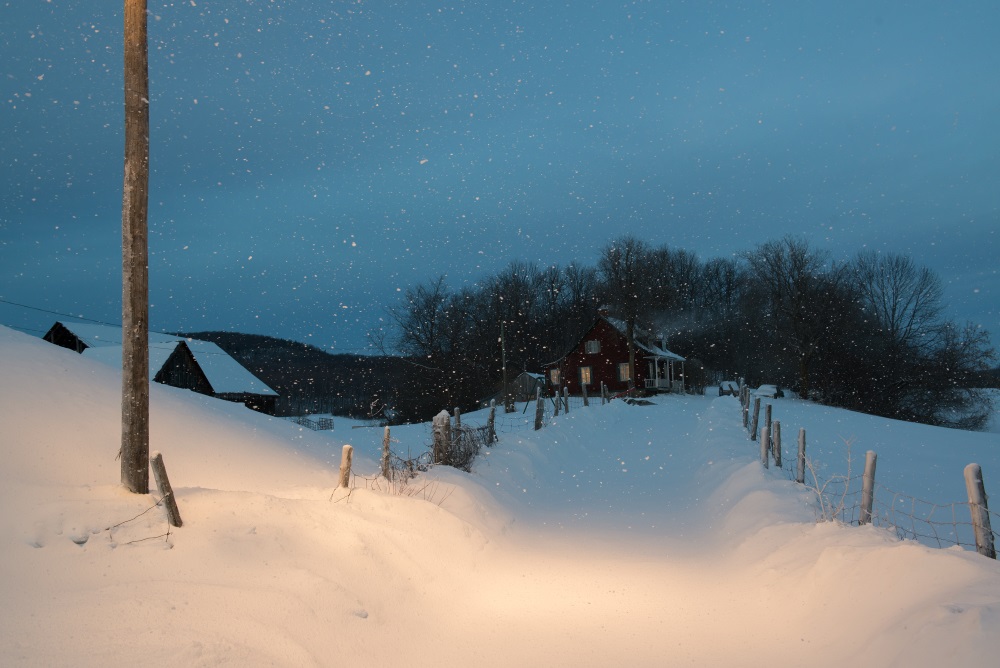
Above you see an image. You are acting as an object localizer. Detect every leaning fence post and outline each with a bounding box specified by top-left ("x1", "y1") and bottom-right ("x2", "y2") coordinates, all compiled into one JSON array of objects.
[
  {"x1": 760, "y1": 425, "x2": 770, "y2": 468},
  {"x1": 750, "y1": 397, "x2": 761, "y2": 440},
  {"x1": 381, "y1": 426, "x2": 392, "y2": 481},
  {"x1": 796, "y1": 428, "x2": 806, "y2": 484},
  {"x1": 433, "y1": 410, "x2": 452, "y2": 463},
  {"x1": 534, "y1": 388, "x2": 544, "y2": 430},
  {"x1": 150, "y1": 451, "x2": 182, "y2": 528},
  {"x1": 771, "y1": 420, "x2": 782, "y2": 469},
  {"x1": 338, "y1": 444, "x2": 354, "y2": 489},
  {"x1": 487, "y1": 400, "x2": 497, "y2": 443},
  {"x1": 965, "y1": 463, "x2": 997, "y2": 559},
  {"x1": 859, "y1": 450, "x2": 877, "y2": 525},
  {"x1": 582, "y1": 383, "x2": 589, "y2": 407},
  {"x1": 562, "y1": 387, "x2": 570, "y2": 413}
]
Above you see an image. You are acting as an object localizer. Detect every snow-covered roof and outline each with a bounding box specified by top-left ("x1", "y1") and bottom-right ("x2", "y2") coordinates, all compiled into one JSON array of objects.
[
  {"x1": 601, "y1": 316, "x2": 685, "y2": 362},
  {"x1": 184, "y1": 339, "x2": 278, "y2": 396},
  {"x1": 63, "y1": 320, "x2": 278, "y2": 396},
  {"x1": 83, "y1": 341, "x2": 181, "y2": 379},
  {"x1": 52, "y1": 321, "x2": 181, "y2": 348}
]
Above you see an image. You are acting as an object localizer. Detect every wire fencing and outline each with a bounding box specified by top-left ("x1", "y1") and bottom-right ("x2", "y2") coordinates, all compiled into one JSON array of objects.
[{"x1": 735, "y1": 386, "x2": 999, "y2": 558}]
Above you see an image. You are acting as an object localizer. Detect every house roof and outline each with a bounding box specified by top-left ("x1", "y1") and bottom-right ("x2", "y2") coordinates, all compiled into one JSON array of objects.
[
  {"x1": 58, "y1": 322, "x2": 277, "y2": 396},
  {"x1": 545, "y1": 315, "x2": 685, "y2": 367},
  {"x1": 600, "y1": 317, "x2": 686, "y2": 362}
]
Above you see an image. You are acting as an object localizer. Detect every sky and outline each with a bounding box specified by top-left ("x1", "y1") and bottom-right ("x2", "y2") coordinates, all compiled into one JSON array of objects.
[{"x1": 1, "y1": 1, "x2": 998, "y2": 353}]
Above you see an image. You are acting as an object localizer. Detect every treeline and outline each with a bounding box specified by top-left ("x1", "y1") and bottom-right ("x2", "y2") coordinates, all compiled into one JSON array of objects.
[
  {"x1": 387, "y1": 234, "x2": 996, "y2": 429},
  {"x1": 183, "y1": 331, "x2": 404, "y2": 419}
]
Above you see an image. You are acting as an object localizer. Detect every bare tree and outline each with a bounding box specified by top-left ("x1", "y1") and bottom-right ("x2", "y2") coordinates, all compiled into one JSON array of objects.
[
  {"x1": 598, "y1": 235, "x2": 659, "y2": 388},
  {"x1": 121, "y1": 0, "x2": 150, "y2": 493},
  {"x1": 852, "y1": 250, "x2": 943, "y2": 354},
  {"x1": 744, "y1": 236, "x2": 844, "y2": 398}
]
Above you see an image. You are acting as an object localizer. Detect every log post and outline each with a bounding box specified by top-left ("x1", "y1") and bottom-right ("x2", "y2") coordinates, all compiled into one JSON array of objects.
[
  {"x1": 553, "y1": 390, "x2": 561, "y2": 417},
  {"x1": 965, "y1": 463, "x2": 996, "y2": 559},
  {"x1": 763, "y1": 403, "x2": 772, "y2": 442},
  {"x1": 563, "y1": 387, "x2": 570, "y2": 413},
  {"x1": 381, "y1": 426, "x2": 392, "y2": 481},
  {"x1": 338, "y1": 444, "x2": 354, "y2": 489},
  {"x1": 487, "y1": 399, "x2": 497, "y2": 443},
  {"x1": 750, "y1": 397, "x2": 761, "y2": 440},
  {"x1": 581, "y1": 383, "x2": 589, "y2": 407},
  {"x1": 150, "y1": 451, "x2": 182, "y2": 527},
  {"x1": 454, "y1": 406, "x2": 461, "y2": 433},
  {"x1": 433, "y1": 410, "x2": 451, "y2": 464},
  {"x1": 771, "y1": 420, "x2": 782, "y2": 469},
  {"x1": 859, "y1": 450, "x2": 877, "y2": 525},
  {"x1": 534, "y1": 388, "x2": 544, "y2": 430},
  {"x1": 760, "y1": 425, "x2": 770, "y2": 469},
  {"x1": 601, "y1": 382, "x2": 607, "y2": 404},
  {"x1": 796, "y1": 428, "x2": 806, "y2": 484}
]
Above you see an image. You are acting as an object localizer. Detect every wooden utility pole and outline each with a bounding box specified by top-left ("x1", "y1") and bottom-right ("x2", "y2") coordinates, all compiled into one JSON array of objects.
[{"x1": 121, "y1": 0, "x2": 150, "y2": 494}]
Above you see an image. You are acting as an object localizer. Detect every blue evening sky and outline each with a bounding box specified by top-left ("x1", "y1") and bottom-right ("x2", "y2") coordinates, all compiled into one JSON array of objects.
[{"x1": 1, "y1": 1, "x2": 998, "y2": 353}]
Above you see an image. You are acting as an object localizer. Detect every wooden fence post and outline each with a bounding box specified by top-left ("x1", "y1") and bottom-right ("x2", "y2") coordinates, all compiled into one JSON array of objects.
[
  {"x1": 563, "y1": 387, "x2": 570, "y2": 413},
  {"x1": 534, "y1": 388, "x2": 544, "y2": 431},
  {"x1": 750, "y1": 397, "x2": 761, "y2": 440},
  {"x1": 601, "y1": 382, "x2": 607, "y2": 404},
  {"x1": 150, "y1": 451, "x2": 182, "y2": 528},
  {"x1": 965, "y1": 463, "x2": 997, "y2": 559},
  {"x1": 582, "y1": 383, "x2": 589, "y2": 407},
  {"x1": 381, "y1": 426, "x2": 392, "y2": 481},
  {"x1": 771, "y1": 420, "x2": 782, "y2": 468},
  {"x1": 796, "y1": 428, "x2": 806, "y2": 484},
  {"x1": 338, "y1": 444, "x2": 354, "y2": 489},
  {"x1": 553, "y1": 390, "x2": 561, "y2": 417},
  {"x1": 764, "y1": 403, "x2": 772, "y2": 442},
  {"x1": 454, "y1": 406, "x2": 461, "y2": 433},
  {"x1": 859, "y1": 450, "x2": 877, "y2": 525},
  {"x1": 488, "y1": 400, "x2": 497, "y2": 443},
  {"x1": 433, "y1": 410, "x2": 452, "y2": 463},
  {"x1": 760, "y1": 425, "x2": 770, "y2": 469}
]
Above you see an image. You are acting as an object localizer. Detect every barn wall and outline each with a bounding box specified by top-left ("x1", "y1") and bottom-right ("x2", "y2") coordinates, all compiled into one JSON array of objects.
[{"x1": 154, "y1": 345, "x2": 214, "y2": 396}]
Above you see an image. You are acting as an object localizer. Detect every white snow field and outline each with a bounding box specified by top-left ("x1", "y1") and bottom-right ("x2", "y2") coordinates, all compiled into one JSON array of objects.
[{"x1": 2, "y1": 324, "x2": 1000, "y2": 667}]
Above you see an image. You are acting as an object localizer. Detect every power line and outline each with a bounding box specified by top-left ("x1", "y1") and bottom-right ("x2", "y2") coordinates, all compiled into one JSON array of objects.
[{"x1": 0, "y1": 297, "x2": 122, "y2": 329}]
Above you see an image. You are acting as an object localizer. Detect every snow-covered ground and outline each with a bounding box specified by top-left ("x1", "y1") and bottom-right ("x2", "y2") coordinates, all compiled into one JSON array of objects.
[{"x1": 3, "y1": 324, "x2": 1000, "y2": 666}]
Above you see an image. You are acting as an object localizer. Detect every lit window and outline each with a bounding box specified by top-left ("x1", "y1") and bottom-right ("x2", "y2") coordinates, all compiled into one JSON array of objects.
[
  {"x1": 618, "y1": 363, "x2": 631, "y2": 382},
  {"x1": 550, "y1": 368, "x2": 561, "y2": 385},
  {"x1": 585, "y1": 340, "x2": 600, "y2": 354},
  {"x1": 579, "y1": 366, "x2": 592, "y2": 385}
]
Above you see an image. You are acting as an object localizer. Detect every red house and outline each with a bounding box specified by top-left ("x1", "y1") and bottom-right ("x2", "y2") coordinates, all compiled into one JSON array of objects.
[{"x1": 545, "y1": 314, "x2": 685, "y2": 396}]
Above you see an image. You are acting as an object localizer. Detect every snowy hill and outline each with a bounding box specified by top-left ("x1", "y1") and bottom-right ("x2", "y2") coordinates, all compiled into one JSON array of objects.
[{"x1": 2, "y1": 324, "x2": 1000, "y2": 666}]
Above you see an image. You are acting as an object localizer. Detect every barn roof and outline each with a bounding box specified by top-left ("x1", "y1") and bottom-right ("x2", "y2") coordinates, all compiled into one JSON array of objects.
[
  {"x1": 49, "y1": 321, "x2": 181, "y2": 348},
  {"x1": 55, "y1": 322, "x2": 277, "y2": 396}
]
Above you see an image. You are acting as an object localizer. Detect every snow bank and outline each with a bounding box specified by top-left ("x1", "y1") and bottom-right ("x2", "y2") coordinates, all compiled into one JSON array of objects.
[{"x1": 3, "y1": 325, "x2": 1000, "y2": 666}]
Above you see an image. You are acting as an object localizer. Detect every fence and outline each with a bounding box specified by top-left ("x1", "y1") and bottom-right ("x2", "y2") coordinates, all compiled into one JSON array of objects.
[
  {"x1": 287, "y1": 416, "x2": 334, "y2": 431},
  {"x1": 735, "y1": 381, "x2": 999, "y2": 559}
]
